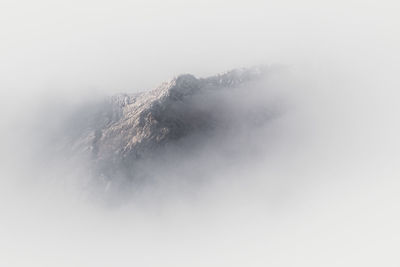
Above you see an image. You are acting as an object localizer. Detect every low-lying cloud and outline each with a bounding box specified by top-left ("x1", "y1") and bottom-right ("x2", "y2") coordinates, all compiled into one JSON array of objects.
[{"x1": 1, "y1": 0, "x2": 399, "y2": 266}]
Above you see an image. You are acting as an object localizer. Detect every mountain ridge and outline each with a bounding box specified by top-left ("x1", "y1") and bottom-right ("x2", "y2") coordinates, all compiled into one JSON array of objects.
[{"x1": 65, "y1": 66, "x2": 274, "y2": 183}]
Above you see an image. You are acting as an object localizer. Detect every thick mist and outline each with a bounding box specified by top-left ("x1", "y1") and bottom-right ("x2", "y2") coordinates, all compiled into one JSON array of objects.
[{"x1": 1, "y1": 0, "x2": 400, "y2": 266}]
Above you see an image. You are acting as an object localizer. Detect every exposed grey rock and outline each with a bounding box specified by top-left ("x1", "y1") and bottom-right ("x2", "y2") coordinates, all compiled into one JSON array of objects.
[{"x1": 65, "y1": 66, "x2": 277, "y2": 186}]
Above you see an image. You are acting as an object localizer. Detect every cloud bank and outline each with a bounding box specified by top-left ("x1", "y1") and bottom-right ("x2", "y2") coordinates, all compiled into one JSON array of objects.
[{"x1": 0, "y1": 0, "x2": 399, "y2": 266}]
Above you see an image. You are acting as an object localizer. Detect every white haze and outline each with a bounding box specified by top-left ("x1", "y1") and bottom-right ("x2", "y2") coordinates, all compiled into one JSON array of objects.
[{"x1": 1, "y1": 0, "x2": 400, "y2": 266}]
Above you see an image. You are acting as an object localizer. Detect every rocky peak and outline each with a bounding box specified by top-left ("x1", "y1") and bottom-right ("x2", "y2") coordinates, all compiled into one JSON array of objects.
[{"x1": 68, "y1": 66, "x2": 273, "y2": 180}]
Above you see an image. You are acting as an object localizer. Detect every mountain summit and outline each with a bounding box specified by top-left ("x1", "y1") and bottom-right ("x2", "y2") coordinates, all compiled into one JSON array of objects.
[{"x1": 65, "y1": 66, "x2": 276, "y2": 184}]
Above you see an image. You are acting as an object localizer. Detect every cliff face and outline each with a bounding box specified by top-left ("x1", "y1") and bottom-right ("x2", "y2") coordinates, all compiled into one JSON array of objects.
[{"x1": 67, "y1": 66, "x2": 275, "y2": 182}]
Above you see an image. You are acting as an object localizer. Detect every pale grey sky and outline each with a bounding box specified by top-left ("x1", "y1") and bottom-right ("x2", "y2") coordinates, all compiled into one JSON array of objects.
[{"x1": 1, "y1": 1, "x2": 400, "y2": 266}]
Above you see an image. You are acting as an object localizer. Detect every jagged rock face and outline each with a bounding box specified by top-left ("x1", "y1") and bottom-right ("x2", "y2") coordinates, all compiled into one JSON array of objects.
[{"x1": 68, "y1": 67, "x2": 274, "y2": 180}]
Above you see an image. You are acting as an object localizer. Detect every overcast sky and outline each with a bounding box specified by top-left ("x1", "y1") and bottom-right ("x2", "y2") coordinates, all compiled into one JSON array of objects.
[
  {"x1": 1, "y1": 0, "x2": 398, "y2": 92},
  {"x1": 1, "y1": 0, "x2": 400, "y2": 266}
]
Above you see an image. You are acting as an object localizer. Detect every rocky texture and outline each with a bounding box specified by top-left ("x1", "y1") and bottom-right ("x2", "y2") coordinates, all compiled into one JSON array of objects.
[{"x1": 67, "y1": 66, "x2": 274, "y2": 181}]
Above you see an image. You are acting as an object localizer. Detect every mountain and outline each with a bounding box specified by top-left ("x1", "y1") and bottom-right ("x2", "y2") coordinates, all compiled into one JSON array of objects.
[{"x1": 64, "y1": 66, "x2": 277, "y2": 184}]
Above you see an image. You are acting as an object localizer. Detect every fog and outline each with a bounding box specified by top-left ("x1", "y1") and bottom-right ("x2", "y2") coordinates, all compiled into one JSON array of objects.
[{"x1": 1, "y1": 0, "x2": 400, "y2": 266}]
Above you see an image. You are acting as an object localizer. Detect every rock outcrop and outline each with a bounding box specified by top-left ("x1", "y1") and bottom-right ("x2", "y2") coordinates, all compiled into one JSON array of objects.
[{"x1": 67, "y1": 66, "x2": 275, "y2": 182}]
